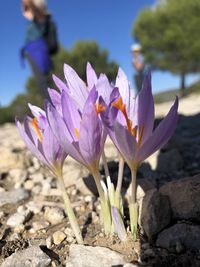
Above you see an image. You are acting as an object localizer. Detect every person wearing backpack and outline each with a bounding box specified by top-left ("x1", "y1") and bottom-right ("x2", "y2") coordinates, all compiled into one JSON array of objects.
[{"x1": 21, "y1": 0, "x2": 58, "y2": 100}]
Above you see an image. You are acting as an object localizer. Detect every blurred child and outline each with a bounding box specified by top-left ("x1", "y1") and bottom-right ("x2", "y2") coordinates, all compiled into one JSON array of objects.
[{"x1": 21, "y1": 0, "x2": 58, "y2": 100}]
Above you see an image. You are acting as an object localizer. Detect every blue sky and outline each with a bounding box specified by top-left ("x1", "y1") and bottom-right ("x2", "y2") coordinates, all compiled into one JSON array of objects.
[{"x1": 0, "y1": 0, "x2": 199, "y2": 106}]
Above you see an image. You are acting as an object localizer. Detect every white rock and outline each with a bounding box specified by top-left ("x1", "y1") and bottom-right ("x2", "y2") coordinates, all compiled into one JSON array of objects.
[
  {"x1": 0, "y1": 245, "x2": 51, "y2": 267},
  {"x1": 66, "y1": 245, "x2": 127, "y2": 267}
]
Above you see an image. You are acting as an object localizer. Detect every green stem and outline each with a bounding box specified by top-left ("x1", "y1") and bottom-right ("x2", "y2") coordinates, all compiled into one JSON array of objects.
[
  {"x1": 102, "y1": 150, "x2": 110, "y2": 182},
  {"x1": 116, "y1": 156, "x2": 124, "y2": 192},
  {"x1": 57, "y1": 173, "x2": 83, "y2": 244},
  {"x1": 92, "y1": 169, "x2": 112, "y2": 234},
  {"x1": 129, "y1": 167, "x2": 138, "y2": 240}
]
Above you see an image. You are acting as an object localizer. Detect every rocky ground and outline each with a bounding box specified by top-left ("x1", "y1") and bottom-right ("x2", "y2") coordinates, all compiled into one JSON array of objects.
[{"x1": 0, "y1": 93, "x2": 200, "y2": 267}]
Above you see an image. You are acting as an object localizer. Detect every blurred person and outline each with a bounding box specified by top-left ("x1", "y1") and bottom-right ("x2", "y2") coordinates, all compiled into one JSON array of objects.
[
  {"x1": 21, "y1": 0, "x2": 58, "y2": 100},
  {"x1": 131, "y1": 44, "x2": 147, "y2": 94}
]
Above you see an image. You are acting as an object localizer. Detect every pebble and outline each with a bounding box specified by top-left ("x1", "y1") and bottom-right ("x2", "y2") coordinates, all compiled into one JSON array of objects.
[
  {"x1": 46, "y1": 236, "x2": 53, "y2": 249},
  {"x1": 66, "y1": 236, "x2": 74, "y2": 243},
  {"x1": 7, "y1": 209, "x2": 31, "y2": 227},
  {"x1": 32, "y1": 220, "x2": 50, "y2": 231},
  {"x1": 84, "y1": 195, "x2": 92, "y2": 202},
  {"x1": 52, "y1": 231, "x2": 66, "y2": 245},
  {"x1": 26, "y1": 201, "x2": 42, "y2": 214},
  {"x1": 24, "y1": 179, "x2": 34, "y2": 190},
  {"x1": 32, "y1": 184, "x2": 42, "y2": 195},
  {"x1": 44, "y1": 207, "x2": 65, "y2": 225},
  {"x1": 0, "y1": 211, "x2": 5, "y2": 219},
  {"x1": 64, "y1": 227, "x2": 74, "y2": 237}
]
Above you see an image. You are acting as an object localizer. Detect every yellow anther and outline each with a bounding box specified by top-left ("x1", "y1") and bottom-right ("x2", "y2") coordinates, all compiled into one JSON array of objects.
[{"x1": 74, "y1": 128, "x2": 80, "y2": 139}]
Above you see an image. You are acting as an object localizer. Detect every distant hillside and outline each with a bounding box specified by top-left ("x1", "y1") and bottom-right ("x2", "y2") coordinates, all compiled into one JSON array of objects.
[{"x1": 154, "y1": 80, "x2": 200, "y2": 103}]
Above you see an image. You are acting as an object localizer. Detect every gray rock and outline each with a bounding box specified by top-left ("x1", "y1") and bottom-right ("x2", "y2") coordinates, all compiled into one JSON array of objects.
[
  {"x1": 157, "y1": 148, "x2": 183, "y2": 172},
  {"x1": 159, "y1": 174, "x2": 200, "y2": 221},
  {"x1": 0, "y1": 188, "x2": 29, "y2": 207},
  {"x1": 140, "y1": 189, "x2": 171, "y2": 239},
  {"x1": 66, "y1": 244, "x2": 127, "y2": 267},
  {"x1": 156, "y1": 223, "x2": 200, "y2": 250},
  {"x1": 0, "y1": 246, "x2": 51, "y2": 267}
]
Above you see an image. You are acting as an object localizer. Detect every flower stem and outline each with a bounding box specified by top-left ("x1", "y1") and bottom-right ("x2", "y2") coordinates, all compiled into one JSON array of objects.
[
  {"x1": 102, "y1": 150, "x2": 110, "y2": 182},
  {"x1": 56, "y1": 173, "x2": 83, "y2": 244},
  {"x1": 92, "y1": 169, "x2": 112, "y2": 234},
  {"x1": 116, "y1": 156, "x2": 124, "y2": 192},
  {"x1": 129, "y1": 167, "x2": 138, "y2": 240}
]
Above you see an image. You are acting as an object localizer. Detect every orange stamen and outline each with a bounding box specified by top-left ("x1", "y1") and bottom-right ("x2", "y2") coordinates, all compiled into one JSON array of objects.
[
  {"x1": 95, "y1": 102, "x2": 106, "y2": 114},
  {"x1": 74, "y1": 128, "x2": 79, "y2": 139},
  {"x1": 137, "y1": 125, "x2": 144, "y2": 147},
  {"x1": 32, "y1": 117, "x2": 42, "y2": 142},
  {"x1": 112, "y1": 97, "x2": 132, "y2": 132}
]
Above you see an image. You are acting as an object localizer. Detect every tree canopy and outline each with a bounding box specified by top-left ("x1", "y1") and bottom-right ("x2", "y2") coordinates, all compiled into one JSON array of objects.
[{"x1": 133, "y1": 0, "x2": 200, "y2": 92}]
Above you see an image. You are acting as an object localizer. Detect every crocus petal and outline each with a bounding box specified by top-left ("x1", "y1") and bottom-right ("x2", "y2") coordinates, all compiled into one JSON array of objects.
[
  {"x1": 61, "y1": 91, "x2": 82, "y2": 141},
  {"x1": 133, "y1": 73, "x2": 154, "y2": 145},
  {"x1": 79, "y1": 105, "x2": 103, "y2": 169},
  {"x1": 16, "y1": 118, "x2": 48, "y2": 166},
  {"x1": 28, "y1": 104, "x2": 47, "y2": 129},
  {"x1": 137, "y1": 96, "x2": 179, "y2": 163},
  {"x1": 48, "y1": 88, "x2": 62, "y2": 114},
  {"x1": 96, "y1": 74, "x2": 113, "y2": 105},
  {"x1": 113, "y1": 122, "x2": 137, "y2": 165},
  {"x1": 111, "y1": 206, "x2": 127, "y2": 241},
  {"x1": 86, "y1": 62, "x2": 98, "y2": 89},
  {"x1": 52, "y1": 74, "x2": 68, "y2": 93},
  {"x1": 46, "y1": 103, "x2": 85, "y2": 165},
  {"x1": 82, "y1": 87, "x2": 98, "y2": 115},
  {"x1": 64, "y1": 63, "x2": 88, "y2": 110}
]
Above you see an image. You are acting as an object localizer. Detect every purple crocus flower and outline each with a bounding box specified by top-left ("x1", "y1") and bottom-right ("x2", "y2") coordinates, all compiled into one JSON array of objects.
[
  {"x1": 46, "y1": 87, "x2": 106, "y2": 173},
  {"x1": 16, "y1": 104, "x2": 67, "y2": 176},
  {"x1": 50, "y1": 63, "x2": 114, "y2": 112},
  {"x1": 104, "y1": 73, "x2": 179, "y2": 171},
  {"x1": 102, "y1": 72, "x2": 178, "y2": 237}
]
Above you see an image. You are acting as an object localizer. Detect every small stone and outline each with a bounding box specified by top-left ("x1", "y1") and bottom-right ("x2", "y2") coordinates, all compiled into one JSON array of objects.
[
  {"x1": 7, "y1": 210, "x2": 31, "y2": 227},
  {"x1": 85, "y1": 195, "x2": 92, "y2": 202},
  {"x1": 64, "y1": 227, "x2": 74, "y2": 237},
  {"x1": 53, "y1": 231, "x2": 66, "y2": 245},
  {"x1": 32, "y1": 185, "x2": 42, "y2": 195},
  {"x1": 46, "y1": 236, "x2": 53, "y2": 249},
  {"x1": 44, "y1": 207, "x2": 65, "y2": 225},
  {"x1": 29, "y1": 172, "x2": 44, "y2": 182},
  {"x1": 0, "y1": 211, "x2": 5, "y2": 219},
  {"x1": 14, "y1": 224, "x2": 25, "y2": 234},
  {"x1": 26, "y1": 201, "x2": 42, "y2": 214},
  {"x1": 8, "y1": 233, "x2": 21, "y2": 241},
  {"x1": 0, "y1": 187, "x2": 5, "y2": 192},
  {"x1": 66, "y1": 236, "x2": 74, "y2": 243},
  {"x1": 32, "y1": 221, "x2": 50, "y2": 231},
  {"x1": 24, "y1": 180, "x2": 34, "y2": 190}
]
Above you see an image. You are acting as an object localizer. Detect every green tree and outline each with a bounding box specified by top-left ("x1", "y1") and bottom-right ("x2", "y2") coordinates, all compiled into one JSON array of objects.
[{"x1": 133, "y1": 0, "x2": 200, "y2": 95}]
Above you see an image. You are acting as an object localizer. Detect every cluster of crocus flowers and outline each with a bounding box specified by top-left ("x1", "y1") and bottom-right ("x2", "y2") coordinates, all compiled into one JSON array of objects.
[{"x1": 16, "y1": 63, "x2": 179, "y2": 243}]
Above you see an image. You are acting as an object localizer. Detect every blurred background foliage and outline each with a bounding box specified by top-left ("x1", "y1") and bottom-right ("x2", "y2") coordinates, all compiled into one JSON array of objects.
[
  {"x1": 133, "y1": 0, "x2": 200, "y2": 95},
  {"x1": 0, "y1": 41, "x2": 118, "y2": 124}
]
